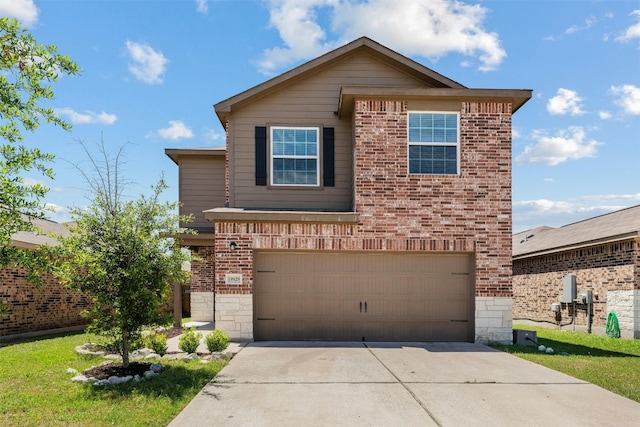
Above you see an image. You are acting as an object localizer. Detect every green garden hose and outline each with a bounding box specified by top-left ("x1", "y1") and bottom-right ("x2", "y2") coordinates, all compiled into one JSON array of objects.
[{"x1": 606, "y1": 312, "x2": 620, "y2": 338}]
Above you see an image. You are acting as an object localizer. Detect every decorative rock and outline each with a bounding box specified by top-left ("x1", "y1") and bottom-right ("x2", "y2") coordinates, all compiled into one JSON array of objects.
[
  {"x1": 150, "y1": 363, "x2": 162, "y2": 373},
  {"x1": 95, "y1": 375, "x2": 134, "y2": 386},
  {"x1": 132, "y1": 348, "x2": 153, "y2": 359},
  {"x1": 545, "y1": 347, "x2": 554, "y2": 354},
  {"x1": 143, "y1": 370, "x2": 158, "y2": 379},
  {"x1": 75, "y1": 344, "x2": 106, "y2": 356},
  {"x1": 71, "y1": 374, "x2": 91, "y2": 383},
  {"x1": 144, "y1": 353, "x2": 161, "y2": 360},
  {"x1": 104, "y1": 354, "x2": 122, "y2": 360},
  {"x1": 67, "y1": 368, "x2": 79, "y2": 375},
  {"x1": 538, "y1": 345, "x2": 546, "y2": 352}
]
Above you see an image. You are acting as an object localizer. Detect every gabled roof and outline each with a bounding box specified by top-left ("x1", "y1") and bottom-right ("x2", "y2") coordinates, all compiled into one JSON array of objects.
[
  {"x1": 214, "y1": 37, "x2": 468, "y2": 126},
  {"x1": 513, "y1": 205, "x2": 640, "y2": 259}
]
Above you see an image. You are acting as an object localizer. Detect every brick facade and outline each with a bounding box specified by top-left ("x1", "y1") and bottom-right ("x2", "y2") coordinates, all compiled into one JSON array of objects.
[
  {"x1": 0, "y1": 265, "x2": 90, "y2": 337},
  {"x1": 513, "y1": 239, "x2": 639, "y2": 334},
  {"x1": 205, "y1": 99, "x2": 515, "y2": 341}
]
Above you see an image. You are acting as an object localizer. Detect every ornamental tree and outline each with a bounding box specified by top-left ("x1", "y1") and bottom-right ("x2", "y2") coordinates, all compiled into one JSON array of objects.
[
  {"x1": 0, "y1": 17, "x2": 79, "y2": 247},
  {"x1": 0, "y1": 17, "x2": 79, "y2": 314},
  {"x1": 53, "y1": 143, "x2": 191, "y2": 367}
]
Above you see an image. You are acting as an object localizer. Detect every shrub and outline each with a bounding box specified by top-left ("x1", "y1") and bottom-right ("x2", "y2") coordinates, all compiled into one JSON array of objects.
[
  {"x1": 178, "y1": 327, "x2": 202, "y2": 354},
  {"x1": 144, "y1": 331, "x2": 168, "y2": 356},
  {"x1": 205, "y1": 329, "x2": 230, "y2": 352}
]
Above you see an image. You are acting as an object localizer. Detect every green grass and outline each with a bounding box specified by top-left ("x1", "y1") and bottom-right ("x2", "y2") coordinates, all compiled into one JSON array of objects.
[
  {"x1": 0, "y1": 332, "x2": 227, "y2": 427},
  {"x1": 493, "y1": 324, "x2": 640, "y2": 403}
]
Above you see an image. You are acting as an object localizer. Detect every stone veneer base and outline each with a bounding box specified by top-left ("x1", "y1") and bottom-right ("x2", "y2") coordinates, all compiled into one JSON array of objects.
[
  {"x1": 189, "y1": 292, "x2": 214, "y2": 322},
  {"x1": 607, "y1": 290, "x2": 640, "y2": 339},
  {"x1": 215, "y1": 294, "x2": 253, "y2": 341},
  {"x1": 475, "y1": 297, "x2": 513, "y2": 344}
]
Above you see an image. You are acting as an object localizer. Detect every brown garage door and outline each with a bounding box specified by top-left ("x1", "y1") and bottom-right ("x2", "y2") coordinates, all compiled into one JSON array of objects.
[{"x1": 254, "y1": 251, "x2": 474, "y2": 342}]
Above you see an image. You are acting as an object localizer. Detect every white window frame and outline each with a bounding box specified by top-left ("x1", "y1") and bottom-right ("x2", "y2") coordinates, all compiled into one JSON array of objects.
[
  {"x1": 270, "y1": 126, "x2": 320, "y2": 187},
  {"x1": 407, "y1": 111, "x2": 460, "y2": 176}
]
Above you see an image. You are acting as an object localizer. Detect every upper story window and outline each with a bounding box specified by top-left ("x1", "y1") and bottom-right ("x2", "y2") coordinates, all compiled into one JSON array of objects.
[
  {"x1": 271, "y1": 126, "x2": 320, "y2": 186},
  {"x1": 408, "y1": 112, "x2": 459, "y2": 175}
]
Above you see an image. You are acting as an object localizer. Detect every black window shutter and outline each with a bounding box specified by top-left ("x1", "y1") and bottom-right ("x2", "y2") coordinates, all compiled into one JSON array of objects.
[
  {"x1": 255, "y1": 126, "x2": 267, "y2": 186},
  {"x1": 323, "y1": 127, "x2": 335, "y2": 187}
]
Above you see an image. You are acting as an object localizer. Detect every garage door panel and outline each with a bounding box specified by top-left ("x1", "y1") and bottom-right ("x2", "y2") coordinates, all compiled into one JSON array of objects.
[{"x1": 254, "y1": 252, "x2": 473, "y2": 342}]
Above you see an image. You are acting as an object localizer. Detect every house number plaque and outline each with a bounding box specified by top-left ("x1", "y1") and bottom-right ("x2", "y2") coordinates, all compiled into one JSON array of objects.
[{"x1": 225, "y1": 274, "x2": 243, "y2": 285}]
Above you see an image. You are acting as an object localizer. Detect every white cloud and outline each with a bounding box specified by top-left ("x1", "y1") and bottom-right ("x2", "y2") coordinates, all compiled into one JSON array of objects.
[
  {"x1": 565, "y1": 16, "x2": 596, "y2": 35},
  {"x1": 257, "y1": 0, "x2": 506, "y2": 75},
  {"x1": 44, "y1": 203, "x2": 75, "y2": 223},
  {"x1": 598, "y1": 110, "x2": 612, "y2": 120},
  {"x1": 22, "y1": 177, "x2": 64, "y2": 193},
  {"x1": 204, "y1": 127, "x2": 224, "y2": 143},
  {"x1": 513, "y1": 194, "x2": 640, "y2": 232},
  {"x1": 196, "y1": 0, "x2": 208, "y2": 14},
  {"x1": 516, "y1": 126, "x2": 602, "y2": 166},
  {"x1": 615, "y1": 10, "x2": 640, "y2": 43},
  {"x1": 611, "y1": 84, "x2": 640, "y2": 115},
  {"x1": 151, "y1": 120, "x2": 194, "y2": 140},
  {"x1": 546, "y1": 88, "x2": 585, "y2": 116},
  {"x1": 0, "y1": 0, "x2": 39, "y2": 28},
  {"x1": 125, "y1": 40, "x2": 169, "y2": 84},
  {"x1": 54, "y1": 107, "x2": 117, "y2": 125}
]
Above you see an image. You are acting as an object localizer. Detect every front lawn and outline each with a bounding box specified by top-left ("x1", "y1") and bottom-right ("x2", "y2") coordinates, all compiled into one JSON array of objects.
[
  {"x1": 493, "y1": 324, "x2": 640, "y2": 403},
  {"x1": 0, "y1": 332, "x2": 227, "y2": 426}
]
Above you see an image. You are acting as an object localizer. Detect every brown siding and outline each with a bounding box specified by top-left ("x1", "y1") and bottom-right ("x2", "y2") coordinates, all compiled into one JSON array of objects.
[
  {"x1": 228, "y1": 51, "x2": 436, "y2": 211},
  {"x1": 179, "y1": 155, "x2": 225, "y2": 229}
]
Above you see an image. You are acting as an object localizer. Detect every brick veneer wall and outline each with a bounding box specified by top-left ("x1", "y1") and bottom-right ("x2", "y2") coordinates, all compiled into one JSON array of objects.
[
  {"x1": 0, "y1": 265, "x2": 90, "y2": 337},
  {"x1": 353, "y1": 100, "x2": 513, "y2": 298},
  {"x1": 213, "y1": 99, "x2": 514, "y2": 301},
  {"x1": 190, "y1": 246, "x2": 216, "y2": 292},
  {"x1": 513, "y1": 239, "x2": 637, "y2": 328}
]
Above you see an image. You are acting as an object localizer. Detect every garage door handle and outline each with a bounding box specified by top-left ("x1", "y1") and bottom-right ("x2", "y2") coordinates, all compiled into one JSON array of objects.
[
  {"x1": 359, "y1": 302, "x2": 362, "y2": 312},
  {"x1": 364, "y1": 301, "x2": 367, "y2": 313}
]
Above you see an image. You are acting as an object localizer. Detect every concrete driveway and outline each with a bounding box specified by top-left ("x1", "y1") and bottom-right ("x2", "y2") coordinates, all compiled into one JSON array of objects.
[{"x1": 169, "y1": 342, "x2": 640, "y2": 426}]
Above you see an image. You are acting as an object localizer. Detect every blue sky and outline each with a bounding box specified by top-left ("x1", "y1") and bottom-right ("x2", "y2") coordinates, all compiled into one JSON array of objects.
[{"x1": 2, "y1": 0, "x2": 639, "y2": 233}]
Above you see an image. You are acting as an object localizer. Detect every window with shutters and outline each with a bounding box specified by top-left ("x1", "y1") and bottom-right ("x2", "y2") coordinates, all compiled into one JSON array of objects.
[{"x1": 270, "y1": 126, "x2": 320, "y2": 186}]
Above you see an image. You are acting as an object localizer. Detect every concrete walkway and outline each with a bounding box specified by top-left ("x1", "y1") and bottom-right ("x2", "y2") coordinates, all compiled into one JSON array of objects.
[{"x1": 169, "y1": 341, "x2": 640, "y2": 427}]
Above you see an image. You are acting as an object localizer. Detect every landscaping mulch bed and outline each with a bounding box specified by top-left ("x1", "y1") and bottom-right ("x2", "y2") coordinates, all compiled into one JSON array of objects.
[{"x1": 84, "y1": 362, "x2": 153, "y2": 380}]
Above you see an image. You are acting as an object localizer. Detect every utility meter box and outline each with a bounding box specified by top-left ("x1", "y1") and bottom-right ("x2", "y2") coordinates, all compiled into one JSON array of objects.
[
  {"x1": 579, "y1": 290, "x2": 593, "y2": 304},
  {"x1": 551, "y1": 302, "x2": 561, "y2": 312},
  {"x1": 562, "y1": 275, "x2": 577, "y2": 303}
]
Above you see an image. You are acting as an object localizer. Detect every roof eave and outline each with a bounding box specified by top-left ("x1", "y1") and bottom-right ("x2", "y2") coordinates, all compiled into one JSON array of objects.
[
  {"x1": 338, "y1": 87, "x2": 533, "y2": 118},
  {"x1": 164, "y1": 147, "x2": 226, "y2": 164},
  {"x1": 513, "y1": 231, "x2": 639, "y2": 260}
]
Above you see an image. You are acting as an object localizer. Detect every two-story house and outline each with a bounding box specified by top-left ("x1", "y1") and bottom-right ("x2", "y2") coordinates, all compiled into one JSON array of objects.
[{"x1": 166, "y1": 37, "x2": 531, "y2": 343}]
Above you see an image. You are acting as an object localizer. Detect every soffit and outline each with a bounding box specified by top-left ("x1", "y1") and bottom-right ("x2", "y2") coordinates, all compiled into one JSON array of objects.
[{"x1": 164, "y1": 147, "x2": 226, "y2": 165}]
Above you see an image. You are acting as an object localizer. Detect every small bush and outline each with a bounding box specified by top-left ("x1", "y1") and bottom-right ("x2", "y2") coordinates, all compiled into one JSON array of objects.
[
  {"x1": 178, "y1": 327, "x2": 202, "y2": 354},
  {"x1": 144, "y1": 331, "x2": 168, "y2": 356},
  {"x1": 205, "y1": 329, "x2": 230, "y2": 352}
]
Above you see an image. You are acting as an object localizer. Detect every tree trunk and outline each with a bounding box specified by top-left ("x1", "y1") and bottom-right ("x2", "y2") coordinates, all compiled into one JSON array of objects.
[{"x1": 122, "y1": 330, "x2": 130, "y2": 368}]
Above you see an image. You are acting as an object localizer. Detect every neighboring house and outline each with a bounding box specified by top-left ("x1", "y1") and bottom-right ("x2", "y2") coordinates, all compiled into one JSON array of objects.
[
  {"x1": 513, "y1": 205, "x2": 640, "y2": 338},
  {"x1": 166, "y1": 37, "x2": 532, "y2": 343},
  {"x1": 1, "y1": 218, "x2": 90, "y2": 339}
]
